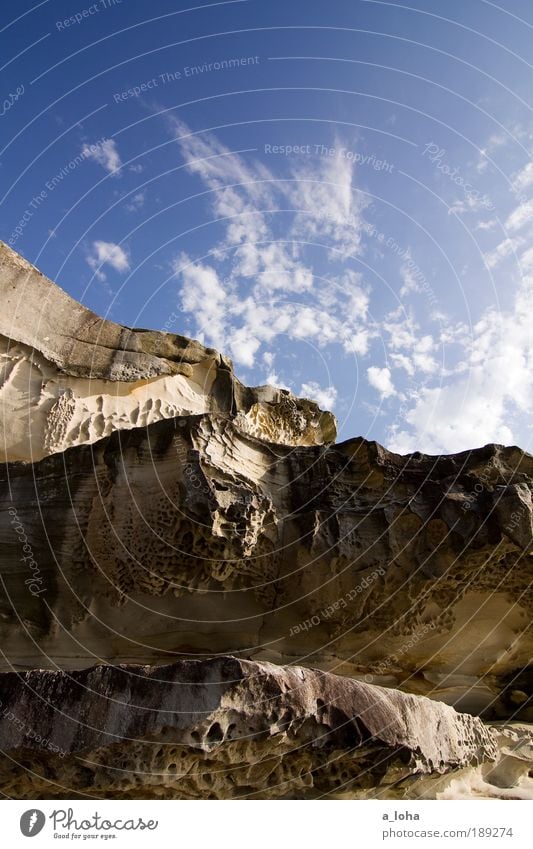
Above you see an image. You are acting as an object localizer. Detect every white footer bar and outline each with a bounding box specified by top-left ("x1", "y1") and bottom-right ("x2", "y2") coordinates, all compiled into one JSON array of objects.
[{"x1": 3, "y1": 799, "x2": 531, "y2": 848}]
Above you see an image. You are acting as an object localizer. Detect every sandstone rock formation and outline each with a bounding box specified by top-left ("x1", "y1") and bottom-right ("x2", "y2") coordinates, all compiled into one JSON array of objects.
[
  {"x1": 0, "y1": 657, "x2": 498, "y2": 799},
  {"x1": 0, "y1": 242, "x2": 335, "y2": 461},
  {"x1": 0, "y1": 245, "x2": 532, "y2": 799},
  {"x1": 2, "y1": 413, "x2": 531, "y2": 717}
]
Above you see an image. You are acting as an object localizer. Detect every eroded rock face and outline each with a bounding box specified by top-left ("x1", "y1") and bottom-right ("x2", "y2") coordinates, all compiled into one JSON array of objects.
[
  {"x1": 368, "y1": 723, "x2": 533, "y2": 800},
  {"x1": 0, "y1": 657, "x2": 497, "y2": 799},
  {"x1": 0, "y1": 246, "x2": 532, "y2": 800},
  {"x1": 0, "y1": 242, "x2": 335, "y2": 460},
  {"x1": 1, "y1": 413, "x2": 531, "y2": 716}
]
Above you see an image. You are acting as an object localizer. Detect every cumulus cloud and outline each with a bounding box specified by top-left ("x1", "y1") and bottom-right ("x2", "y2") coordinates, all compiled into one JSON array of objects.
[
  {"x1": 367, "y1": 366, "x2": 395, "y2": 398},
  {"x1": 519, "y1": 247, "x2": 533, "y2": 272},
  {"x1": 300, "y1": 381, "x2": 337, "y2": 410},
  {"x1": 476, "y1": 218, "x2": 498, "y2": 231},
  {"x1": 174, "y1": 254, "x2": 228, "y2": 349},
  {"x1": 389, "y1": 277, "x2": 533, "y2": 454},
  {"x1": 389, "y1": 378, "x2": 515, "y2": 456},
  {"x1": 86, "y1": 240, "x2": 130, "y2": 281},
  {"x1": 168, "y1": 116, "x2": 317, "y2": 294},
  {"x1": 162, "y1": 119, "x2": 531, "y2": 453},
  {"x1": 265, "y1": 372, "x2": 291, "y2": 390},
  {"x1": 82, "y1": 138, "x2": 122, "y2": 176},
  {"x1": 344, "y1": 329, "x2": 370, "y2": 355},
  {"x1": 226, "y1": 326, "x2": 261, "y2": 367}
]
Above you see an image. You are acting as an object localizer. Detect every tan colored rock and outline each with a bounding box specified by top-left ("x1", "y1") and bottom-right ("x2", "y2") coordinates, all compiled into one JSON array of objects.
[
  {"x1": 0, "y1": 242, "x2": 335, "y2": 460},
  {"x1": 367, "y1": 723, "x2": 533, "y2": 800},
  {"x1": 1, "y1": 413, "x2": 531, "y2": 714}
]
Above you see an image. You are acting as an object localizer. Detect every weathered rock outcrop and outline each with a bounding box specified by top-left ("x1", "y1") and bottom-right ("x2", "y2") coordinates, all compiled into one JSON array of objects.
[
  {"x1": 0, "y1": 657, "x2": 497, "y2": 799},
  {"x1": 0, "y1": 242, "x2": 335, "y2": 460},
  {"x1": 397, "y1": 723, "x2": 533, "y2": 801},
  {"x1": 1, "y1": 413, "x2": 531, "y2": 715},
  {"x1": 0, "y1": 246, "x2": 532, "y2": 799}
]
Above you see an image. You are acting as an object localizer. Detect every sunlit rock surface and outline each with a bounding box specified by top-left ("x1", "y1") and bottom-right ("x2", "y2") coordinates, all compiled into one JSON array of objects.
[
  {"x1": 358, "y1": 723, "x2": 533, "y2": 800},
  {"x1": 0, "y1": 242, "x2": 335, "y2": 461}
]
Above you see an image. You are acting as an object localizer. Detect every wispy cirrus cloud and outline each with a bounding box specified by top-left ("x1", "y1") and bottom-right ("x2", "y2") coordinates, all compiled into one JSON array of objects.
[
  {"x1": 284, "y1": 150, "x2": 368, "y2": 259},
  {"x1": 167, "y1": 118, "x2": 371, "y2": 401},
  {"x1": 512, "y1": 161, "x2": 533, "y2": 194}
]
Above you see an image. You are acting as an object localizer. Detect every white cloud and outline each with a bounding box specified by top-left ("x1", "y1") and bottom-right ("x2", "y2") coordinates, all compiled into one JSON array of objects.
[
  {"x1": 125, "y1": 192, "x2": 145, "y2": 212},
  {"x1": 505, "y1": 199, "x2": 533, "y2": 233},
  {"x1": 476, "y1": 218, "x2": 497, "y2": 231},
  {"x1": 389, "y1": 379, "x2": 515, "y2": 455},
  {"x1": 389, "y1": 277, "x2": 533, "y2": 454},
  {"x1": 476, "y1": 133, "x2": 507, "y2": 173},
  {"x1": 300, "y1": 381, "x2": 337, "y2": 410},
  {"x1": 260, "y1": 353, "x2": 292, "y2": 390},
  {"x1": 390, "y1": 353, "x2": 415, "y2": 376},
  {"x1": 174, "y1": 254, "x2": 228, "y2": 349},
  {"x1": 484, "y1": 236, "x2": 524, "y2": 269},
  {"x1": 162, "y1": 118, "x2": 532, "y2": 454},
  {"x1": 86, "y1": 240, "x2": 130, "y2": 281},
  {"x1": 169, "y1": 119, "x2": 375, "y2": 384},
  {"x1": 400, "y1": 264, "x2": 420, "y2": 296},
  {"x1": 285, "y1": 150, "x2": 368, "y2": 259},
  {"x1": 381, "y1": 312, "x2": 438, "y2": 373},
  {"x1": 291, "y1": 307, "x2": 322, "y2": 340},
  {"x1": 82, "y1": 138, "x2": 122, "y2": 176},
  {"x1": 169, "y1": 116, "x2": 318, "y2": 295},
  {"x1": 341, "y1": 269, "x2": 370, "y2": 316},
  {"x1": 367, "y1": 366, "x2": 396, "y2": 398},
  {"x1": 227, "y1": 326, "x2": 261, "y2": 367},
  {"x1": 344, "y1": 330, "x2": 370, "y2": 355},
  {"x1": 519, "y1": 247, "x2": 533, "y2": 272},
  {"x1": 264, "y1": 371, "x2": 289, "y2": 390},
  {"x1": 512, "y1": 162, "x2": 533, "y2": 193}
]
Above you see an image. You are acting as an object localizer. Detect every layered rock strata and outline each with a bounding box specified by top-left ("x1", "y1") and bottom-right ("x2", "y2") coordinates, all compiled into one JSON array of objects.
[
  {"x1": 0, "y1": 245, "x2": 532, "y2": 799},
  {"x1": 1, "y1": 413, "x2": 531, "y2": 716},
  {"x1": 0, "y1": 657, "x2": 498, "y2": 799}
]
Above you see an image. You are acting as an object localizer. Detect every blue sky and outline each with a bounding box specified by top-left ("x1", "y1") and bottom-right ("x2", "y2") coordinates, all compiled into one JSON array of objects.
[{"x1": 1, "y1": 0, "x2": 532, "y2": 453}]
